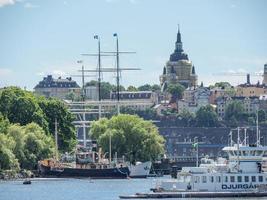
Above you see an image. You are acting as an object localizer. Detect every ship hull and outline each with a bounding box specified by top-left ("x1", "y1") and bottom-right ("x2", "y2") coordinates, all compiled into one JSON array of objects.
[{"x1": 38, "y1": 163, "x2": 130, "y2": 179}]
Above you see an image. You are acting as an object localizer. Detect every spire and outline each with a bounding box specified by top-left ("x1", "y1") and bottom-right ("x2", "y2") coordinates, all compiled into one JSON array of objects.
[
  {"x1": 163, "y1": 66, "x2": 166, "y2": 75},
  {"x1": 192, "y1": 65, "x2": 195, "y2": 74},
  {"x1": 177, "y1": 24, "x2": 181, "y2": 43}
]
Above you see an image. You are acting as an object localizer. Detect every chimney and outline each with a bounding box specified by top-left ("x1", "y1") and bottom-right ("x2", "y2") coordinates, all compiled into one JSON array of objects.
[{"x1": 247, "y1": 73, "x2": 250, "y2": 85}]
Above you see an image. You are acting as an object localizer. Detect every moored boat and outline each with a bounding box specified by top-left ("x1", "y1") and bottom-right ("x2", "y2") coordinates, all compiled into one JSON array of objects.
[
  {"x1": 129, "y1": 161, "x2": 152, "y2": 178},
  {"x1": 120, "y1": 127, "x2": 267, "y2": 198},
  {"x1": 38, "y1": 158, "x2": 129, "y2": 179}
]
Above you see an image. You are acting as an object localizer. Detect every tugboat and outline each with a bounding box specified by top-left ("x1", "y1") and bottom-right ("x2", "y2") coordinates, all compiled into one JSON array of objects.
[{"x1": 120, "y1": 127, "x2": 267, "y2": 198}]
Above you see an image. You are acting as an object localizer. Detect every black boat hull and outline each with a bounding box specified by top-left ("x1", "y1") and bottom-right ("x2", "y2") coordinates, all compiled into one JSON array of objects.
[{"x1": 39, "y1": 164, "x2": 130, "y2": 179}]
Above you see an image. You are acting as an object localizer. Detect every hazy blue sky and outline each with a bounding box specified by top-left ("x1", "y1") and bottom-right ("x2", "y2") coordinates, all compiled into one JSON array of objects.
[{"x1": 0, "y1": 0, "x2": 266, "y2": 90}]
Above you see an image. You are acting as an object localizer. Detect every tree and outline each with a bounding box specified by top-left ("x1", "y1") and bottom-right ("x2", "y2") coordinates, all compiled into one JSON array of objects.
[
  {"x1": 85, "y1": 81, "x2": 125, "y2": 99},
  {"x1": 167, "y1": 83, "x2": 185, "y2": 102},
  {"x1": 127, "y1": 86, "x2": 138, "y2": 91},
  {"x1": 22, "y1": 123, "x2": 55, "y2": 169},
  {"x1": 0, "y1": 87, "x2": 49, "y2": 132},
  {"x1": 37, "y1": 97, "x2": 76, "y2": 152},
  {"x1": 90, "y1": 114, "x2": 165, "y2": 163},
  {"x1": 177, "y1": 109, "x2": 195, "y2": 127},
  {"x1": 0, "y1": 134, "x2": 19, "y2": 170},
  {"x1": 214, "y1": 82, "x2": 232, "y2": 88},
  {"x1": 225, "y1": 101, "x2": 245, "y2": 121},
  {"x1": 151, "y1": 84, "x2": 161, "y2": 92},
  {"x1": 195, "y1": 105, "x2": 219, "y2": 127},
  {"x1": 138, "y1": 84, "x2": 152, "y2": 91}
]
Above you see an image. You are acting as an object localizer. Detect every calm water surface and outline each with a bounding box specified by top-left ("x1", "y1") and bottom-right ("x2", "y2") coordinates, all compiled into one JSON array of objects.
[{"x1": 0, "y1": 176, "x2": 264, "y2": 200}]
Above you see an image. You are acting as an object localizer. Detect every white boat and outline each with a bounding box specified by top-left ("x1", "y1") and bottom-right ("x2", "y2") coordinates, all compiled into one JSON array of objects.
[
  {"x1": 120, "y1": 127, "x2": 267, "y2": 198},
  {"x1": 129, "y1": 161, "x2": 152, "y2": 178}
]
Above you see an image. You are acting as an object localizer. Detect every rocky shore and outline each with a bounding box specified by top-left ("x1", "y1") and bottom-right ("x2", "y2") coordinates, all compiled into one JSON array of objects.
[{"x1": 0, "y1": 169, "x2": 36, "y2": 180}]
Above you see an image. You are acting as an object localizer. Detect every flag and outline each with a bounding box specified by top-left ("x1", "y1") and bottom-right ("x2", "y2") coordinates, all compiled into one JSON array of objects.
[
  {"x1": 94, "y1": 35, "x2": 98, "y2": 39},
  {"x1": 113, "y1": 33, "x2": 117, "y2": 37}
]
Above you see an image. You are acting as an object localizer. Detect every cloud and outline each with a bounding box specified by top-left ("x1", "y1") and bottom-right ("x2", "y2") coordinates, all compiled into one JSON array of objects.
[
  {"x1": 0, "y1": 68, "x2": 12, "y2": 76},
  {"x1": 24, "y1": 2, "x2": 39, "y2": 8},
  {"x1": 0, "y1": 0, "x2": 15, "y2": 7}
]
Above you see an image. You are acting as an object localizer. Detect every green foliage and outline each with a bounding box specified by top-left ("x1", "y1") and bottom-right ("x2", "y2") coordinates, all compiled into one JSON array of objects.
[
  {"x1": 22, "y1": 123, "x2": 55, "y2": 169},
  {"x1": 37, "y1": 97, "x2": 77, "y2": 152},
  {"x1": 0, "y1": 87, "x2": 75, "y2": 154},
  {"x1": 0, "y1": 134, "x2": 19, "y2": 170},
  {"x1": 138, "y1": 84, "x2": 152, "y2": 91},
  {"x1": 0, "y1": 113, "x2": 10, "y2": 134},
  {"x1": 167, "y1": 83, "x2": 185, "y2": 101},
  {"x1": 177, "y1": 109, "x2": 195, "y2": 127},
  {"x1": 90, "y1": 114, "x2": 165, "y2": 163},
  {"x1": 0, "y1": 122, "x2": 55, "y2": 170},
  {"x1": 225, "y1": 101, "x2": 245, "y2": 121},
  {"x1": 195, "y1": 105, "x2": 219, "y2": 127},
  {"x1": 0, "y1": 87, "x2": 49, "y2": 132},
  {"x1": 214, "y1": 82, "x2": 232, "y2": 88},
  {"x1": 127, "y1": 85, "x2": 138, "y2": 91},
  {"x1": 85, "y1": 80, "x2": 125, "y2": 99}
]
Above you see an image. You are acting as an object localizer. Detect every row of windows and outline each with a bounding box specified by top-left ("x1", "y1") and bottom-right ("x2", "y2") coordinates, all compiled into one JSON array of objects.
[{"x1": 194, "y1": 175, "x2": 264, "y2": 183}]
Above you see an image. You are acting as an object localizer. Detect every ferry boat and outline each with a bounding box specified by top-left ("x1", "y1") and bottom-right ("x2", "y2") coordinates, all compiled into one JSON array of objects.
[{"x1": 120, "y1": 127, "x2": 267, "y2": 198}]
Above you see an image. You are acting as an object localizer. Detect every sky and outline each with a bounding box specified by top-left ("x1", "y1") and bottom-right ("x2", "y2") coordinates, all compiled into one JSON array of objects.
[{"x1": 0, "y1": 0, "x2": 266, "y2": 90}]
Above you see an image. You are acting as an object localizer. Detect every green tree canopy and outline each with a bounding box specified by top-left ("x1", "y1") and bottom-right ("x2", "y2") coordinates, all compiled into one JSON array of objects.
[
  {"x1": 167, "y1": 83, "x2": 185, "y2": 102},
  {"x1": 0, "y1": 87, "x2": 49, "y2": 132},
  {"x1": 37, "y1": 97, "x2": 76, "y2": 152},
  {"x1": 0, "y1": 87, "x2": 76, "y2": 152},
  {"x1": 127, "y1": 85, "x2": 138, "y2": 91},
  {"x1": 225, "y1": 101, "x2": 245, "y2": 121},
  {"x1": 195, "y1": 105, "x2": 219, "y2": 127},
  {"x1": 85, "y1": 80, "x2": 125, "y2": 99},
  {"x1": 90, "y1": 114, "x2": 165, "y2": 163}
]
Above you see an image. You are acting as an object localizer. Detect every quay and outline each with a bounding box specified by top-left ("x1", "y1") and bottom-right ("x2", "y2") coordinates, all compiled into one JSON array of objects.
[{"x1": 119, "y1": 191, "x2": 267, "y2": 199}]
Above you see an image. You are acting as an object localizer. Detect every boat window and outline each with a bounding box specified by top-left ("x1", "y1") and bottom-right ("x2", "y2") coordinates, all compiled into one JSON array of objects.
[
  {"x1": 209, "y1": 176, "x2": 214, "y2": 183},
  {"x1": 230, "y1": 176, "x2": 235, "y2": 183},
  {"x1": 202, "y1": 176, "x2": 207, "y2": 183},
  {"x1": 224, "y1": 176, "x2": 228, "y2": 183},
  {"x1": 243, "y1": 151, "x2": 248, "y2": 156},
  {"x1": 237, "y1": 176, "x2": 242, "y2": 182},
  {"x1": 194, "y1": 176, "x2": 200, "y2": 183},
  {"x1": 259, "y1": 176, "x2": 263, "y2": 182},
  {"x1": 216, "y1": 176, "x2": 221, "y2": 183},
  {"x1": 245, "y1": 176, "x2": 249, "y2": 182},
  {"x1": 252, "y1": 176, "x2": 256, "y2": 182}
]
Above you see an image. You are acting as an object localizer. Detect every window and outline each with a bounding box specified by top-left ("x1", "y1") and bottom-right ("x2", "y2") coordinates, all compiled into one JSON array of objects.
[
  {"x1": 259, "y1": 176, "x2": 263, "y2": 182},
  {"x1": 194, "y1": 176, "x2": 200, "y2": 183},
  {"x1": 210, "y1": 176, "x2": 214, "y2": 183},
  {"x1": 252, "y1": 176, "x2": 256, "y2": 182},
  {"x1": 245, "y1": 176, "x2": 249, "y2": 182},
  {"x1": 230, "y1": 176, "x2": 235, "y2": 183},
  {"x1": 224, "y1": 176, "x2": 228, "y2": 183},
  {"x1": 216, "y1": 176, "x2": 221, "y2": 183},
  {"x1": 237, "y1": 176, "x2": 242, "y2": 182},
  {"x1": 202, "y1": 176, "x2": 207, "y2": 183}
]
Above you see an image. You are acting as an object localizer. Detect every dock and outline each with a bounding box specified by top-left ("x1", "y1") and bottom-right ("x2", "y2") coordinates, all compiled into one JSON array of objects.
[{"x1": 119, "y1": 191, "x2": 267, "y2": 199}]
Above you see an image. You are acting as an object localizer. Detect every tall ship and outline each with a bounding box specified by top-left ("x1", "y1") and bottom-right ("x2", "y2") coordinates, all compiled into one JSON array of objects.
[
  {"x1": 38, "y1": 146, "x2": 130, "y2": 179},
  {"x1": 120, "y1": 127, "x2": 267, "y2": 198}
]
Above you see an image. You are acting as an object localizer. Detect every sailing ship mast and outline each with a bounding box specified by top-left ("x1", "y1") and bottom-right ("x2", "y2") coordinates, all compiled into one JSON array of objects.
[{"x1": 55, "y1": 118, "x2": 59, "y2": 161}]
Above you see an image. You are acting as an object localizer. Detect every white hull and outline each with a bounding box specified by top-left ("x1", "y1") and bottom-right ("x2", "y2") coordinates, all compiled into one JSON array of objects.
[{"x1": 129, "y1": 161, "x2": 152, "y2": 178}]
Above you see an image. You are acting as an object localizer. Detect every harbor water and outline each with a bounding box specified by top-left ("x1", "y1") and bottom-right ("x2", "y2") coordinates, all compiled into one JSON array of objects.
[{"x1": 0, "y1": 176, "x2": 263, "y2": 200}]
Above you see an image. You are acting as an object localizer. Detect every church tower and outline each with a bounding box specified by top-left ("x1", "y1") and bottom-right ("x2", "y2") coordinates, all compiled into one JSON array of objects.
[
  {"x1": 263, "y1": 63, "x2": 267, "y2": 85},
  {"x1": 160, "y1": 26, "x2": 198, "y2": 90}
]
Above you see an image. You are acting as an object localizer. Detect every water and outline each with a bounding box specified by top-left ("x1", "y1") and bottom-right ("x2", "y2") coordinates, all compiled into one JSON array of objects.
[{"x1": 0, "y1": 177, "x2": 263, "y2": 200}]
